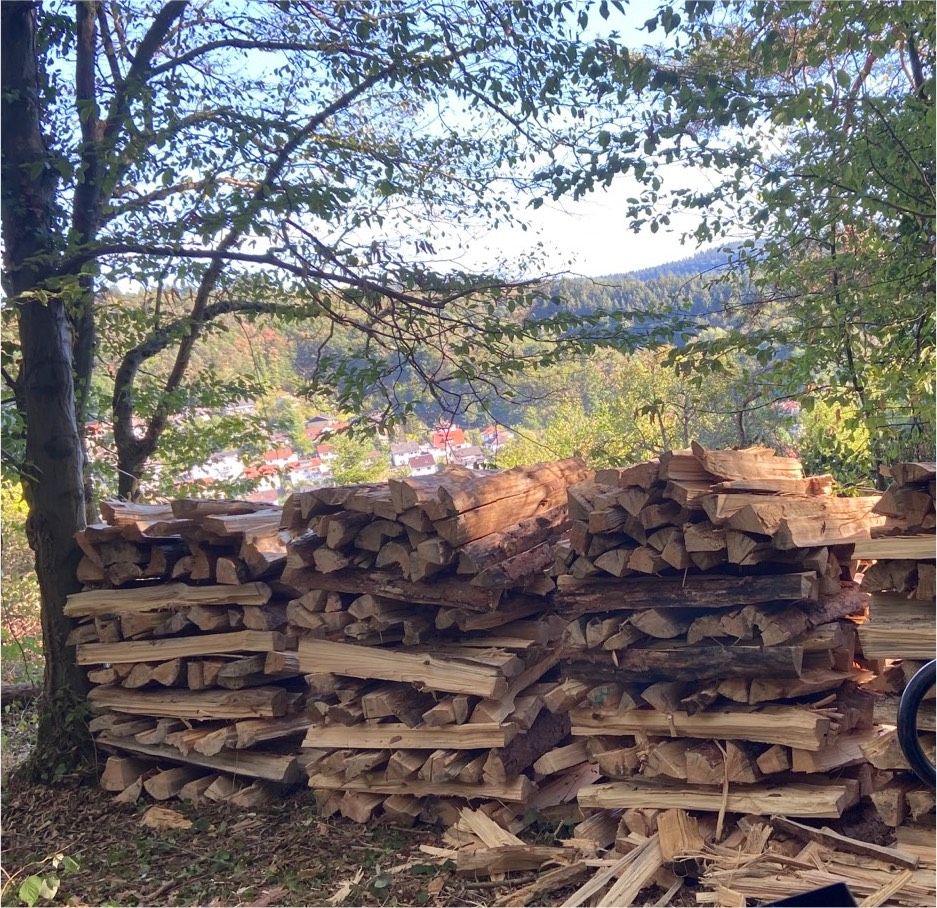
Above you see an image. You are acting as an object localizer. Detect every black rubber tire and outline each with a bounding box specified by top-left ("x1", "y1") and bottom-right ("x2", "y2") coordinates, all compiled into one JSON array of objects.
[{"x1": 897, "y1": 659, "x2": 936, "y2": 789}]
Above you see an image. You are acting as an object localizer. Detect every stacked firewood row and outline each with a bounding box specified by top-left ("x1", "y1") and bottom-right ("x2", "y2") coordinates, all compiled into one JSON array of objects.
[
  {"x1": 75, "y1": 448, "x2": 934, "y2": 881},
  {"x1": 857, "y1": 462, "x2": 936, "y2": 835},
  {"x1": 279, "y1": 460, "x2": 595, "y2": 825},
  {"x1": 540, "y1": 445, "x2": 893, "y2": 828},
  {"x1": 279, "y1": 458, "x2": 587, "y2": 593},
  {"x1": 70, "y1": 500, "x2": 307, "y2": 806}
]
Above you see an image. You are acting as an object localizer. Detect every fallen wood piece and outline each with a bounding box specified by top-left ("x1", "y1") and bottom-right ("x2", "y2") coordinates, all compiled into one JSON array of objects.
[
  {"x1": 598, "y1": 833, "x2": 663, "y2": 907},
  {"x1": 492, "y1": 862, "x2": 590, "y2": 907},
  {"x1": 851, "y1": 535, "x2": 935, "y2": 560},
  {"x1": 455, "y1": 845, "x2": 573, "y2": 875},
  {"x1": 769, "y1": 816, "x2": 918, "y2": 868},
  {"x1": 560, "y1": 837, "x2": 656, "y2": 907},
  {"x1": 96, "y1": 733, "x2": 300, "y2": 782},
  {"x1": 579, "y1": 779, "x2": 859, "y2": 818},
  {"x1": 859, "y1": 870, "x2": 915, "y2": 908}
]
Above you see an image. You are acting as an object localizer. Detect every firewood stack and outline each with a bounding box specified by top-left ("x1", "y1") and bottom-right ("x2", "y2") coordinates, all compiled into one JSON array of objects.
[
  {"x1": 278, "y1": 460, "x2": 594, "y2": 825},
  {"x1": 69, "y1": 499, "x2": 305, "y2": 807},
  {"x1": 857, "y1": 462, "x2": 936, "y2": 835},
  {"x1": 546, "y1": 444, "x2": 894, "y2": 828}
]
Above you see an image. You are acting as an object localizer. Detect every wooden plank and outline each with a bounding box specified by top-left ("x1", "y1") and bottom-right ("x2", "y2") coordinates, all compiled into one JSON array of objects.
[
  {"x1": 65, "y1": 582, "x2": 272, "y2": 617},
  {"x1": 96, "y1": 732, "x2": 300, "y2": 782},
  {"x1": 433, "y1": 482, "x2": 573, "y2": 546},
  {"x1": 852, "y1": 535, "x2": 935, "y2": 559},
  {"x1": 690, "y1": 442, "x2": 803, "y2": 481},
  {"x1": 711, "y1": 476, "x2": 834, "y2": 496},
  {"x1": 579, "y1": 779, "x2": 858, "y2": 818},
  {"x1": 281, "y1": 566, "x2": 500, "y2": 611},
  {"x1": 78, "y1": 630, "x2": 293, "y2": 665},
  {"x1": 302, "y1": 722, "x2": 513, "y2": 750},
  {"x1": 436, "y1": 459, "x2": 588, "y2": 515},
  {"x1": 857, "y1": 614, "x2": 937, "y2": 659},
  {"x1": 555, "y1": 571, "x2": 818, "y2": 612},
  {"x1": 297, "y1": 638, "x2": 508, "y2": 698},
  {"x1": 566, "y1": 644, "x2": 803, "y2": 683},
  {"x1": 307, "y1": 771, "x2": 533, "y2": 802},
  {"x1": 89, "y1": 686, "x2": 288, "y2": 719},
  {"x1": 571, "y1": 704, "x2": 831, "y2": 750}
]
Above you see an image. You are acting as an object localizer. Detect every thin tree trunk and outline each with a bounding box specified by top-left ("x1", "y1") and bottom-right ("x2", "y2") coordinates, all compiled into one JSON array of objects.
[{"x1": 1, "y1": 2, "x2": 92, "y2": 776}]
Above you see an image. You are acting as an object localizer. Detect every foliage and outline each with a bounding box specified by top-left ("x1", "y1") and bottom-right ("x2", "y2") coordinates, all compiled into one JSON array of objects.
[
  {"x1": 797, "y1": 398, "x2": 874, "y2": 492},
  {"x1": 0, "y1": 482, "x2": 42, "y2": 685},
  {"x1": 1, "y1": 852, "x2": 79, "y2": 908},
  {"x1": 4, "y1": 0, "x2": 647, "y2": 500},
  {"x1": 494, "y1": 347, "x2": 797, "y2": 468},
  {"x1": 544, "y1": 0, "x2": 935, "y2": 480},
  {"x1": 327, "y1": 434, "x2": 390, "y2": 486}
]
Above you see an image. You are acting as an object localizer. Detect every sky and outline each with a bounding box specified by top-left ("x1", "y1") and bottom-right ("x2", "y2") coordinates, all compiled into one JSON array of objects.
[{"x1": 466, "y1": 0, "x2": 714, "y2": 278}]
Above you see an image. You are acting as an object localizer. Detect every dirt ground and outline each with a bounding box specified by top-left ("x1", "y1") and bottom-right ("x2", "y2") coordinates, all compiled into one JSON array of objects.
[
  {"x1": 1, "y1": 774, "x2": 705, "y2": 908},
  {"x1": 2, "y1": 777, "x2": 456, "y2": 907}
]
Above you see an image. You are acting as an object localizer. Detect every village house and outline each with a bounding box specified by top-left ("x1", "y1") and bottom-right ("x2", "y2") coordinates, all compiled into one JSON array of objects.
[
  {"x1": 450, "y1": 445, "x2": 486, "y2": 468},
  {"x1": 187, "y1": 450, "x2": 245, "y2": 483},
  {"x1": 390, "y1": 441, "x2": 422, "y2": 467},
  {"x1": 407, "y1": 453, "x2": 438, "y2": 476},
  {"x1": 262, "y1": 446, "x2": 297, "y2": 469},
  {"x1": 481, "y1": 424, "x2": 513, "y2": 450}
]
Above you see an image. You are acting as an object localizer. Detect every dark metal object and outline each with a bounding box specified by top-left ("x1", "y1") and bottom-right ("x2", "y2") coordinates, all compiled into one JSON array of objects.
[
  {"x1": 767, "y1": 882, "x2": 857, "y2": 906},
  {"x1": 897, "y1": 658, "x2": 936, "y2": 788}
]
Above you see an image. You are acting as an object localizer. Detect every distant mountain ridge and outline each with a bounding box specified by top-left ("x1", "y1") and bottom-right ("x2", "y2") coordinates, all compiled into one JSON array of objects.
[{"x1": 624, "y1": 247, "x2": 732, "y2": 282}]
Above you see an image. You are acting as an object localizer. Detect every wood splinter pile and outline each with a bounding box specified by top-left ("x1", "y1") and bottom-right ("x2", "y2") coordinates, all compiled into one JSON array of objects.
[
  {"x1": 279, "y1": 458, "x2": 594, "y2": 826},
  {"x1": 856, "y1": 461, "x2": 936, "y2": 839}
]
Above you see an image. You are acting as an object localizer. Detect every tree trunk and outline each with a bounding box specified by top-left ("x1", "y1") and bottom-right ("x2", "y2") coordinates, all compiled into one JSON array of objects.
[{"x1": 1, "y1": 2, "x2": 92, "y2": 776}]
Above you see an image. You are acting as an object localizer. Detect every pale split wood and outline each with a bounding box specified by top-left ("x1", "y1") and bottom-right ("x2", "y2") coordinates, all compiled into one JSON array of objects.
[
  {"x1": 78, "y1": 630, "x2": 294, "y2": 665},
  {"x1": 579, "y1": 779, "x2": 859, "y2": 819},
  {"x1": 96, "y1": 732, "x2": 301, "y2": 783},
  {"x1": 65, "y1": 582, "x2": 272, "y2": 617},
  {"x1": 598, "y1": 833, "x2": 663, "y2": 907}
]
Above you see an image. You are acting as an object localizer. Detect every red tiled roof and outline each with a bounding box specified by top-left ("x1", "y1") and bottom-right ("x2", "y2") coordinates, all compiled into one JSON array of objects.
[
  {"x1": 316, "y1": 443, "x2": 335, "y2": 455},
  {"x1": 262, "y1": 447, "x2": 294, "y2": 462},
  {"x1": 431, "y1": 428, "x2": 465, "y2": 448},
  {"x1": 408, "y1": 454, "x2": 436, "y2": 469}
]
